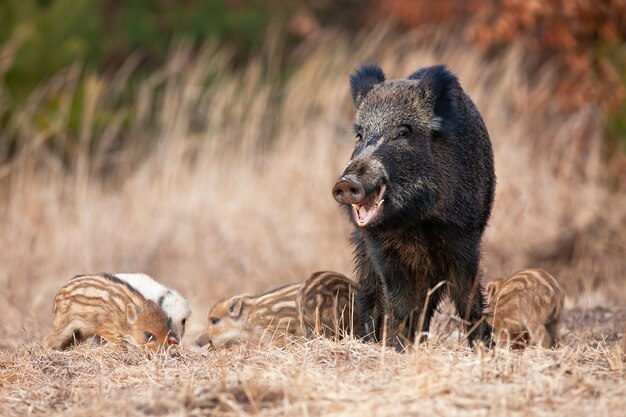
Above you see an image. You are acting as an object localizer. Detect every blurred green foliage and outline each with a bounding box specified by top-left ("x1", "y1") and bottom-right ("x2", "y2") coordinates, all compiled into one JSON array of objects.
[
  {"x1": 0, "y1": 0, "x2": 292, "y2": 101},
  {"x1": 0, "y1": 0, "x2": 303, "y2": 164},
  {"x1": 1, "y1": 0, "x2": 100, "y2": 97},
  {"x1": 602, "y1": 42, "x2": 626, "y2": 153}
]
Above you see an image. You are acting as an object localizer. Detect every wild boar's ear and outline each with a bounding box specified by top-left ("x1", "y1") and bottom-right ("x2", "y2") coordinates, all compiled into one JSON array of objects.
[
  {"x1": 228, "y1": 297, "x2": 244, "y2": 318},
  {"x1": 126, "y1": 303, "x2": 140, "y2": 325},
  {"x1": 350, "y1": 64, "x2": 385, "y2": 108},
  {"x1": 408, "y1": 65, "x2": 460, "y2": 132}
]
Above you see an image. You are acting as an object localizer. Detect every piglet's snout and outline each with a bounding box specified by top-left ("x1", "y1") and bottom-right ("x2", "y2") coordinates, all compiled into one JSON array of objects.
[{"x1": 168, "y1": 334, "x2": 180, "y2": 346}]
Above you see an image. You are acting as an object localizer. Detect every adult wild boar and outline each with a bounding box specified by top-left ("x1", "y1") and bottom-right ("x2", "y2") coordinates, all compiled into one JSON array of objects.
[{"x1": 332, "y1": 64, "x2": 495, "y2": 348}]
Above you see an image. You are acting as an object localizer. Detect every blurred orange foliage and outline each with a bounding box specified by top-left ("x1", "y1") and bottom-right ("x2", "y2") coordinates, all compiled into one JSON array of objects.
[{"x1": 377, "y1": 0, "x2": 626, "y2": 112}]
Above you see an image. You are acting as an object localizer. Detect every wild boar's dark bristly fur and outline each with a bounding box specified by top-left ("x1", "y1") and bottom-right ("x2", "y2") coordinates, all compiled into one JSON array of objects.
[{"x1": 333, "y1": 64, "x2": 495, "y2": 349}]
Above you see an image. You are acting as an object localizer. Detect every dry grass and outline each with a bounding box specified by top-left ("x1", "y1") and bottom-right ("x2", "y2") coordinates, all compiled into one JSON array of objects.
[
  {"x1": 1, "y1": 331, "x2": 624, "y2": 417},
  {"x1": 0, "y1": 29, "x2": 624, "y2": 416}
]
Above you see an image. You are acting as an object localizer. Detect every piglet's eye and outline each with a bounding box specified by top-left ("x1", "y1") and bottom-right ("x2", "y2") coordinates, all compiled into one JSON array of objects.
[
  {"x1": 210, "y1": 317, "x2": 220, "y2": 325},
  {"x1": 182, "y1": 318, "x2": 187, "y2": 326},
  {"x1": 144, "y1": 332, "x2": 155, "y2": 342}
]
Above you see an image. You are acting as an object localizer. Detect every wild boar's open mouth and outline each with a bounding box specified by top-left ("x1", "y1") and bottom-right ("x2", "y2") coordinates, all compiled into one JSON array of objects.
[{"x1": 352, "y1": 184, "x2": 386, "y2": 227}]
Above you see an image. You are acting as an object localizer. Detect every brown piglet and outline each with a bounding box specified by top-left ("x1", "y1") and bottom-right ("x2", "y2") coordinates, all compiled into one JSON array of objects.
[
  {"x1": 486, "y1": 268, "x2": 564, "y2": 348},
  {"x1": 195, "y1": 283, "x2": 303, "y2": 349},
  {"x1": 44, "y1": 274, "x2": 175, "y2": 352},
  {"x1": 297, "y1": 271, "x2": 358, "y2": 340}
]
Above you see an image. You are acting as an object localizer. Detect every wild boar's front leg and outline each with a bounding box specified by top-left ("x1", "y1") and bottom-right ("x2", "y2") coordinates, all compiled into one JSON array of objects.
[
  {"x1": 449, "y1": 260, "x2": 493, "y2": 347},
  {"x1": 356, "y1": 269, "x2": 382, "y2": 341},
  {"x1": 353, "y1": 237, "x2": 385, "y2": 341},
  {"x1": 383, "y1": 273, "x2": 439, "y2": 351},
  {"x1": 404, "y1": 287, "x2": 445, "y2": 345}
]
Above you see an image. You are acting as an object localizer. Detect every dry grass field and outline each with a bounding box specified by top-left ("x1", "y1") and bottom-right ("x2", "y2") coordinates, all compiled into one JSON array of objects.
[{"x1": 0, "y1": 30, "x2": 624, "y2": 416}]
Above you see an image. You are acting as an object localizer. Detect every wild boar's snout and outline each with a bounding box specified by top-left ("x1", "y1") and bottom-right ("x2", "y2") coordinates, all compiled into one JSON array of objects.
[{"x1": 332, "y1": 176, "x2": 365, "y2": 205}]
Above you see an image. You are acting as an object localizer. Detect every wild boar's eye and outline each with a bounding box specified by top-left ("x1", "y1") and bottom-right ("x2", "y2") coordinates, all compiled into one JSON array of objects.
[
  {"x1": 210, "y1": 317, "x2": 220, "y2": 325},
  {"x1": 144, "y1": 332, "x2": 155, "y2": 342},
  {"x1": 397, "y1": 125, "x2": 411, "y2": 138}
]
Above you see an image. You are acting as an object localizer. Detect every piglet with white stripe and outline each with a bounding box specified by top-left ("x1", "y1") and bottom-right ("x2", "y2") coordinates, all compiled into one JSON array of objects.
[{"x1": 115, "y1": 273, "x2": 192, "y2": 343}]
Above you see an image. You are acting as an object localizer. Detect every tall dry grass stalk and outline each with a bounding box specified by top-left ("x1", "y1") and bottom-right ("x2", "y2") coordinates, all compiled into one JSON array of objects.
[{"x1": 0, "y1": 29, "x2": 622, "y2": 347}]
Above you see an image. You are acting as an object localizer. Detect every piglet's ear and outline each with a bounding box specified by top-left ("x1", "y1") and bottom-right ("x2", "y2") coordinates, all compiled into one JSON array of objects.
[
  {"x1": 228, "y1": 297, "x2": 244, "y2": 318},
  {"x1": 485, "y1": 281, "x2": 498, "y2": 302},
  {"x1": 407, "y1": 65, "x2": 460, "y2": 132},
  {"x1": 126, "y1": 303, "x2": 140, "y2": 325},
  {"x1": 350, "y1": 64, "x2": 385, "y2": 108}
]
